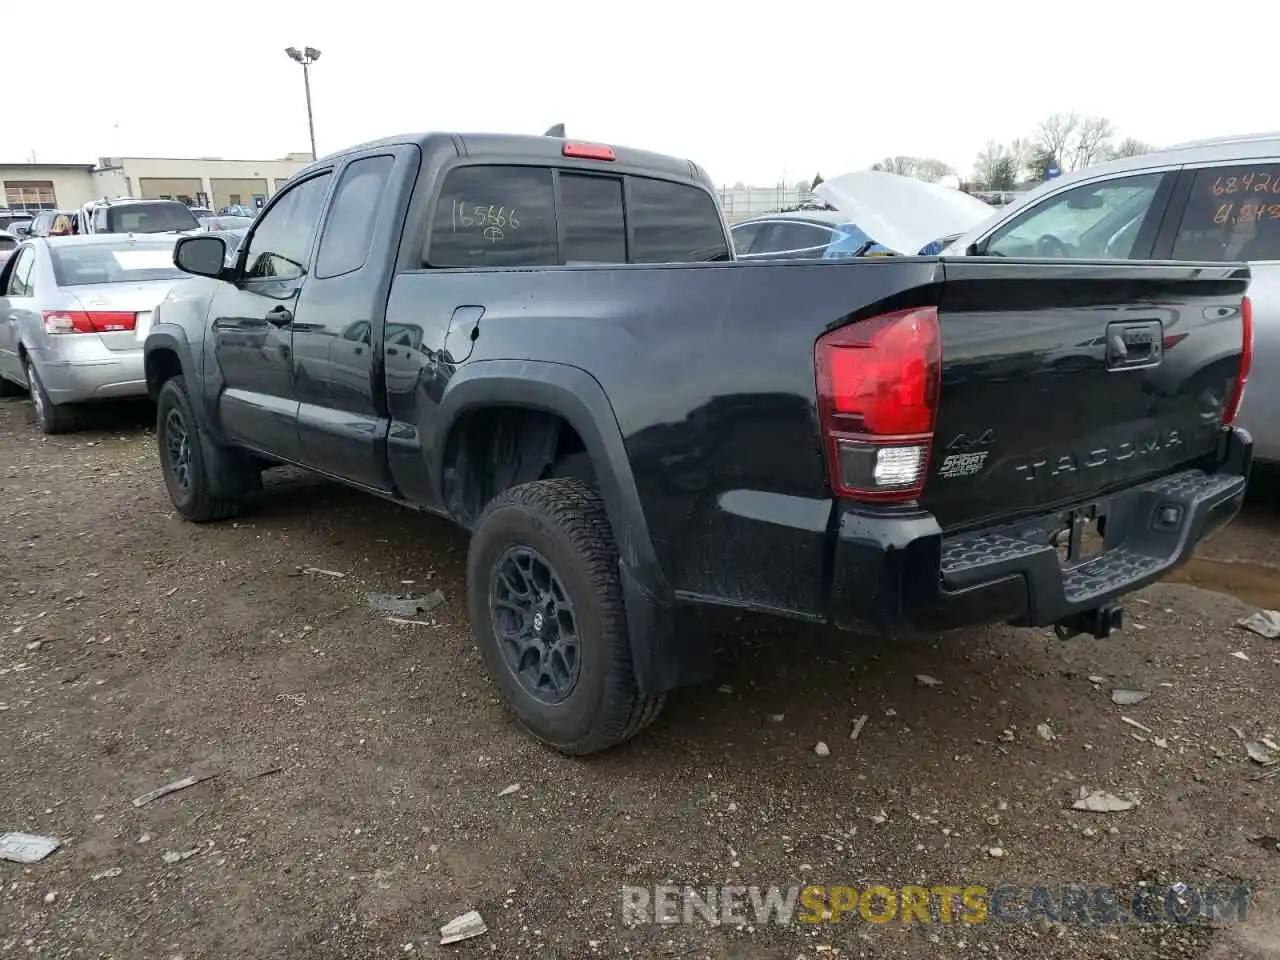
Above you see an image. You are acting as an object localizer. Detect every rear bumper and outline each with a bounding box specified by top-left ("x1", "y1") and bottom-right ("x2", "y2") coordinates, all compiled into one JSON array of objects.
[
  {"x1": 34, "y1": 351, "x2": 146, "y2": 403},
  {"x1": 829, "y1": 426, "x2": 1252, "y2": 635}
]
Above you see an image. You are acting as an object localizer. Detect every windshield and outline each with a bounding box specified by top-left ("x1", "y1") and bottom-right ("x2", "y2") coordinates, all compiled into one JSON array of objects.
[
  {"x1": 51, "y1": 241, "x2": 186, "y2": 286},
  {"x1": 106, "y1": 203, "x2": 200, "y2": 234}
]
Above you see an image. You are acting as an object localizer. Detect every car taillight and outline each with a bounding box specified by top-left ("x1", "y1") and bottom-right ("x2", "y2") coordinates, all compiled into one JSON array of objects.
[
  {"x1": 1223, "y1": 295, "x2": 1253, "y2": 425},
  {"x1": 42, "y1": 310, "x2": 137, "y2": 335},
  {"x1": 814, "y1": 305, "x2": 941, "y2": 501}
]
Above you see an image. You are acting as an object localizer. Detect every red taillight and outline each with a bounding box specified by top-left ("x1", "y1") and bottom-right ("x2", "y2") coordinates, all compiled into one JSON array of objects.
[
  {"x1": 562, "y1": 142, "x2": 616, "y2": 161},
  {"x1": 42, "y1": 310, "x2": 137, "y2": 335},
  {"x1": 815, "y1": 306, "x2": 941, "y2": 501},
  {"x1": 1224, "y1": 295, "x2": 1253, "y2": 425}
]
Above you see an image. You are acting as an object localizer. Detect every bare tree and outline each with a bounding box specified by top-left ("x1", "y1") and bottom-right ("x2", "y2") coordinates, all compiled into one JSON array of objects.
[
  {"x1": 1071, "y1": 116, "x2": 1115, "y2": 170},
  {"x1": 913, "y1": 158, "x2": 954, "y2": 182},
  {"x1": 973, "y1": 140, "x2": 1008, "y2": 188},
  {"x1": 872, "y1": 156, "x2": 917, "y2": 176},
  {"x1": 1034, "y1": 113, "x2": 1079, "y2": 170},
  {"x1": 872, "y1": 156, "x2": 955, "y2": 182},
  {"x1": 1008, "y1": 137, "x2": 1031, "y2": 181},
  {"x1": 1113, "y1": 137, "x2": 1155, "y2": 158}
]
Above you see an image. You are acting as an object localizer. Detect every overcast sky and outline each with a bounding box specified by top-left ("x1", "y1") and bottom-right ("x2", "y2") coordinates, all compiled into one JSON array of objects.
[{"x1": 13, "y1": 1, "x2": 1271, "y2": 185}]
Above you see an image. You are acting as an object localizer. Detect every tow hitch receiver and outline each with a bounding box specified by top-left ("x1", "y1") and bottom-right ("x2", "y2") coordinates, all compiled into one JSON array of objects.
[{"x1": 1054, "y1": 604, "x2": 1124, "y2": 641}]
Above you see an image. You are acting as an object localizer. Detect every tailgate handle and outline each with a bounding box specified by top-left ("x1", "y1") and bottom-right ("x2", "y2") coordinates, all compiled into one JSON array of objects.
[{"x1": 1106, "y1": 320, "x2": 1163, "y2": 371}]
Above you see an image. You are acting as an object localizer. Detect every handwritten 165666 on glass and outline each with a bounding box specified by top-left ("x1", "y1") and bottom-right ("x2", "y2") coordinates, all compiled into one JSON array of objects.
[{"x1": 451, "y1": 199, "x2": 521, "y2": 244}]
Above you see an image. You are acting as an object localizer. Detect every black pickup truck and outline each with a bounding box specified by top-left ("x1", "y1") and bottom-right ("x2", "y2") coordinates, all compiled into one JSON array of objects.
[{"x1": 144, "y1": 131, "x2": 1254, "y2": 754}]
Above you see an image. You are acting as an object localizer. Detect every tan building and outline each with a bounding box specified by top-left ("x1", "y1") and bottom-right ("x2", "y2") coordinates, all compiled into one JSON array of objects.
[
  {"x1": 1, "y1": 152, "x2": 314, "y2": 213},
  {"x1": 0, "y1": 163, "x2": 98, "y2": 211}
]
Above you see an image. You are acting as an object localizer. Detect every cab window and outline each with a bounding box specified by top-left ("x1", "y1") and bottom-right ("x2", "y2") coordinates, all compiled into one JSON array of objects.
[
  {"x1": 1170, "y1": 164, "x2": 1280, "y2": 262},
  {"x1": 984, "y1": 173, "x2": 1167, "y2": 259},
  {"x1": 426, "y1": 166, "x2": 558, "y2": 269}
]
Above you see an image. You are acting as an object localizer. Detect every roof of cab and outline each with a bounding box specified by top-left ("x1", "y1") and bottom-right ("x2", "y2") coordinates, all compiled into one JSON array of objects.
[{"x1": 306, "y1": 131, "x2": 704, "y2": 183}]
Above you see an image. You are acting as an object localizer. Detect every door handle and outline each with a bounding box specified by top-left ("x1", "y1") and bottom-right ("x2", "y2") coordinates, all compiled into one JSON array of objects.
[{"x1": 265, "y1": 306, "x2": 293, "y2": 327}]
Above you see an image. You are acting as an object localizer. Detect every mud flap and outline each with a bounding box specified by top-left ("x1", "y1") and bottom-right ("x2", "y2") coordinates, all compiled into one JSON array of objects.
[{"x1": 621, "y1": 561, "x2": 711, "y2": 695}]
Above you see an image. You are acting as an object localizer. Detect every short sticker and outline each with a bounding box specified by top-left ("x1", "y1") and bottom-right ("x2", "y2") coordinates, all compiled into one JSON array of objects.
[
  {"x1": 112, "y1": 249, "x2": 174, "y2": 270},
  {"x1": 937, "y1": 451, "x2": 988, "y2": 479}
]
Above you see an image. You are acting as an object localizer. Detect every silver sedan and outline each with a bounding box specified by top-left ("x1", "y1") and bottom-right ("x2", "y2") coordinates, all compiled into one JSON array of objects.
[{"x1": 0, "y1": 234, "x2": 192, "y2": 433}]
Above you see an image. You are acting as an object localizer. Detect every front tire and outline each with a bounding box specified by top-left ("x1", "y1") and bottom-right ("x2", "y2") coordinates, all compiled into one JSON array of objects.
[
  {"x1": 24, "y1": 357, "x2": 79, "y2": 434},
  {"x1": 156, "y1": 376, "x2": 251, "y2": 522},
  {"x1": 467, "y1": 478, "x2": 664, "y2": 755}
]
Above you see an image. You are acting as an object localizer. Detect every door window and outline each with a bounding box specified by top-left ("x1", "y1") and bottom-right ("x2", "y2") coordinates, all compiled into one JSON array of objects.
[
  {"x1": 752, "y1": 221, "x2": 835, "y2": 257},
  {"x1": 243, "y1": 173, "x2": 333, "y2": 281},
  {"x1": 427, "y1": 165, "x2": 558, "y2": 268},
  {"x1": 984, "y1": 173, "x2": 1166, "y2": 259},
  {"x1": 1171, "y1": 163, "x2": 1280, "y2": 262},
  {"x1": 5, "y1": 247, "x2": 34, "y2": 296},
  {"x1": 559, "y1": 173, "x2": 626, "y2": 264},
  {"x1": 315, "y1": 155, "x2": 395, "y2": 278}
]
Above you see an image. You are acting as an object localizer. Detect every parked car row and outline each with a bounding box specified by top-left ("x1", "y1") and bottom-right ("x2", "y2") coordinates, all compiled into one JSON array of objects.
[{"x1": 0, "y1": 198, "x2": 242, "y2": 431}]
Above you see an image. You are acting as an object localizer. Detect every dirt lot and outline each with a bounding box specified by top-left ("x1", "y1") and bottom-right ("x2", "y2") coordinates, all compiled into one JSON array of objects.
[{"x1": 2, "y1": 396, "x2": 1278, "y2": 960}]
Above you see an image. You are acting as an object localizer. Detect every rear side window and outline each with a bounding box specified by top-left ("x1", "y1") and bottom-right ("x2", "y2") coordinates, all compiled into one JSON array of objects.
[
  {"x1": 559, "y1": 173, "x2": 626, "y2": 264},
  {"x1": 629, "y1": 177, "x2": 729, "y2": 263},
  {"x1": 316, "y1": 155, "x2": 394, "y2": 278},
  {"x1": 1171, "y1": 164, "x2": 1280, "y2": 262},
  {"x1": 5, "y1": 247, "x2": 34, "y2": 295},
  {"x1": 428, "y1": 166, "x2": 557, "y2": 268}
]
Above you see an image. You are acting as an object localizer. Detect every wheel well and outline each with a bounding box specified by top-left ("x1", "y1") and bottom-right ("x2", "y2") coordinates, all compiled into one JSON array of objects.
[
  {"x1": 145, "y1": 348, "x2": 182, "y2": 400},
  {"x1": 442, "y1": 406, "x2": 592, "y2": 526}
]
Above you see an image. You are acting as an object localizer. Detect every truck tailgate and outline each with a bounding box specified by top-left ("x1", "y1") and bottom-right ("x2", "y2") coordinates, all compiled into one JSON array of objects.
[{"x1": 922, "y1": 259, "x2": 1251, "y2": 531}]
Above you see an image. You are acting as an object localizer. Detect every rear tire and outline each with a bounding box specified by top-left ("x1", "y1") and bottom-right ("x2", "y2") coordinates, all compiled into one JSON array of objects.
[
  {"x1": 0, "y1": 375, "x2": 23, "y2": 397},
  {"x1": 24, "y1": 357, "x2": 79, "y2": 434},
  {"x1": 155, "y1": 375, "x2": 253, "y2": 522},
  {"x1": 467, "y1": 478, "x2": 665, "y2": 755}
]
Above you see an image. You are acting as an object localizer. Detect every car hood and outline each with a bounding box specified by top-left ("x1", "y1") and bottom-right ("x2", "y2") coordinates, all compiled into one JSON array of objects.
[{"x1": 813, "y1": 171, "x2": 996, "y2": 255}]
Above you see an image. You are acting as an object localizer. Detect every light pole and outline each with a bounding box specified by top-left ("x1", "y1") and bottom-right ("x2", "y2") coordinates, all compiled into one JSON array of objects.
[{"x1": 285, "y1": 46, "x2": 321, "y2": 159}]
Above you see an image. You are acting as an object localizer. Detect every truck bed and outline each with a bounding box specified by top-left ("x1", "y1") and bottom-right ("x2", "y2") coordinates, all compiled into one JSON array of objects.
[{"x1": 382, "y1": 255, "x2": 1250, "y2": 628}]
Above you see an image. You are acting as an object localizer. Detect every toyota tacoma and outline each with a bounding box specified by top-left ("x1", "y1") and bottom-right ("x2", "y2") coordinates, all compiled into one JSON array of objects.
[{"x1": 143, "y1": 131, "x2": 1254, "y2": 754}]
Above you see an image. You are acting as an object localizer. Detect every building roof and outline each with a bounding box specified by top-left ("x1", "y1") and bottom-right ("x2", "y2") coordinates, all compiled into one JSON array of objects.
[{"x1": 0, "y1": 162, "x2": 95, "y2": 171}]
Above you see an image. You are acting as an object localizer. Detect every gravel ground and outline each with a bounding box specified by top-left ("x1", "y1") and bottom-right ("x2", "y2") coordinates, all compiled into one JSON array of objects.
[{"x1": 1, "y1": 396, "x2": 1278, "y2": 960}]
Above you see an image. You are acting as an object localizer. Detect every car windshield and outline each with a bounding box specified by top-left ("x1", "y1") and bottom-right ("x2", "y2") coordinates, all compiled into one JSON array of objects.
[
  {"x1": 106, "y1": 203, "x2": 200, "y2": 234},
  {"x1": 51, "y1": 241, "x2": 185, "y2": 286}
]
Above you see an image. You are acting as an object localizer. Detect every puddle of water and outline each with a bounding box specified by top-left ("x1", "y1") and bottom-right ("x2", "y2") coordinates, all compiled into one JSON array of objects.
[{"x1": 1163, "y1": 558, "x2": 1280, "y2": 609}]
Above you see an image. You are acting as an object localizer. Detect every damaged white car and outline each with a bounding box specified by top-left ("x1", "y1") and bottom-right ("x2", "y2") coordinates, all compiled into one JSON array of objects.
[{"x1": 812, "y1": 170, "x2": 997, "y2": 255}]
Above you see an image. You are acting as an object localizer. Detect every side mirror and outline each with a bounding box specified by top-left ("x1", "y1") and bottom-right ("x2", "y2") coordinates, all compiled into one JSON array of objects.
[{"x1": 174, "y1": 234, "x2": 229, "y2": 279}]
